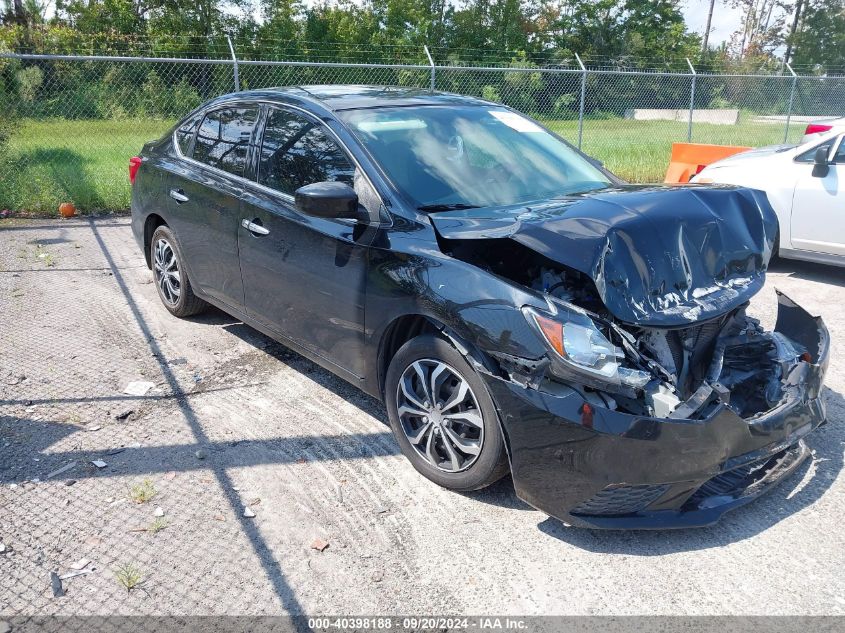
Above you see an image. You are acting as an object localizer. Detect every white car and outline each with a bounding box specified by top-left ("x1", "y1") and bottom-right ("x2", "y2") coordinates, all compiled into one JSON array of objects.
[
  {"x1": 694, "y1": 130, "x2": 844, "y2": 266},
  {"x1": 801, "y1": 117, "x2": 845, "y2": 144}
]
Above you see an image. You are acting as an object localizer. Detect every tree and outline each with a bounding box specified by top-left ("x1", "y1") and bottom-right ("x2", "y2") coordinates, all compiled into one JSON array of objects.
[
  {"x1": 783, "y1": 0, "x2": 803, "y2": 62},
  {"x1": 702, "y1": 0, "x2": 717, "y2": 51},
  {"x1": 789, "y1": 0, "x2": 845, "y2": 70},
  {"x1": 2, "y1": 0, "x2": 49, "y2": 25},
  {"x1": 534, "y1": 0, "x2": 697, "y2": 65},
  {"x1": 728, "y1": 0, "x2": 791, "y2": 59}
]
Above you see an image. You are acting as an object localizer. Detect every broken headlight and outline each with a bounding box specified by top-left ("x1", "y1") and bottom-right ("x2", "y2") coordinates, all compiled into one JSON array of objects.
[{"x1": 522, "y1": 305, "x2": 651, "y2": 390}]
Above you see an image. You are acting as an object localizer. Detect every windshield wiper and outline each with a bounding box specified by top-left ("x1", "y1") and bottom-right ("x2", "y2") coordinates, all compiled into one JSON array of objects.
[{"x1": 417, "y1": 203, "x2": 481, "y2": 212}]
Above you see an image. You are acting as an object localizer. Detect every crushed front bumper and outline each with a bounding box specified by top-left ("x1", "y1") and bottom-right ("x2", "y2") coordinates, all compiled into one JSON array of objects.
[{"x1": 485, "y1": 292, "x2": 830, "y2": 529}]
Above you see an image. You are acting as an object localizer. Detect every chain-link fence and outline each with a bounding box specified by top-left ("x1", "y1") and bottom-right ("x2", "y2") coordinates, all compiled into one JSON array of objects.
[{"x1": 1, "y1": 50, "x2": 844, "y2": 213}]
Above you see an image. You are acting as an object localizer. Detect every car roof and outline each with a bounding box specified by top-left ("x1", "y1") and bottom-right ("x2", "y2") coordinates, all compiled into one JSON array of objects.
[{"x1": 218, "y1": 85, "x2": 492, "y2": 112}]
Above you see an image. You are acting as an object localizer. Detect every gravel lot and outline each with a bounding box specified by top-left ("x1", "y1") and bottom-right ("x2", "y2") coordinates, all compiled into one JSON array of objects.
[{"x1": 1, "y1": 215, "x2": 844, "y2": 616}]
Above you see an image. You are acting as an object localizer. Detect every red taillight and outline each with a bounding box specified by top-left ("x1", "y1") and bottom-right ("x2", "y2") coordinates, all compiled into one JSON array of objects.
[
  {"x1": 129, "y1": 156, "x2": 142, "y2": 185},
  {"x1": 805, "y1": 123, "x2": 833, "y2": 136}
]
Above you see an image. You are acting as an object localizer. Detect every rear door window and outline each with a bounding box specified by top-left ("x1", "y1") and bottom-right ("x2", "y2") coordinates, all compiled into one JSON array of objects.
[
  {"x1": 257, "y1": 107, "x2": 355, "y2": 195},
  {"x1": 193, "y1": 106, "x2": 259, "y2": 177}
]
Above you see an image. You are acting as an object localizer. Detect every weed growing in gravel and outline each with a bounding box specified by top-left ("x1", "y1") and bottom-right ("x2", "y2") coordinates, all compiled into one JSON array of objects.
[
  {"x1": 128, "y1": 479, "x2": 156, "y2": 504},
  {"x1": 34, "y1": 245, "x2": 55, "y2": 267},
  {"x1": 114, "y1": 562, "x2": 142, "y2": 592},
  {"x1": 148, "y1": 517, "x2": 168, "y2": 533}
]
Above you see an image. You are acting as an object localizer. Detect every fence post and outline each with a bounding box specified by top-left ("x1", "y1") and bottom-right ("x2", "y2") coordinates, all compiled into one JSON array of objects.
[
  {"x1": 227, "y1": 35, "x2": 240, "y2": 92},
  {"x1": 784, "y1": 63, "x2": 798, "y2": 143},
  {"x1": 686, "y1": 57, "x2": 696, "y2": 142},
  {"x1": 575, "y1": 53, "x2": 586, "y2": 150},
  {"x1": 424, "y1": 45, "x2": 435, "y2": 91}
]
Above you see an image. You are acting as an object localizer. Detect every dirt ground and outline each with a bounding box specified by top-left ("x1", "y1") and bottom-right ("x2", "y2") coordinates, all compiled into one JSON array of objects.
[{"x1": 1, "y1": 215, "x2": 844, "y2": 616}]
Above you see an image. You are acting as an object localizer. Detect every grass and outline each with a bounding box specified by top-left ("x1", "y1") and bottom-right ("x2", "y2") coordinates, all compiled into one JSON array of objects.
[
  {"x1": 34, "y1": 244, "x2": 56, "y2": 268},
  {"x1": 114, "y1": 562, "x2": 143, "y2": 592},
  {"x1": 541, "y1": 116, "x2": 806, "y2": 183},
  {"x1": 0, "y1": 115, "x2": 807, "y2": 215},
  {"x1": 128, "y1": 478, "x2": 157, "y2": 504},
  {"x1": 0, "y1": 118, "x2": 173, "y2": 214},
  {"x1": 148, "y1": 517, "x2": 168, "y2": 533}
]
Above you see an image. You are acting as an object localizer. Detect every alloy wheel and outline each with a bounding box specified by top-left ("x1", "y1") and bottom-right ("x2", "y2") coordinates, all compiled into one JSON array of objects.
[
  {"x1": 153, "y1": 238, "x2": 181, "y2": 306},
  {"x1": 395, "y1": 359, "x2": 484, "y2": 473}
]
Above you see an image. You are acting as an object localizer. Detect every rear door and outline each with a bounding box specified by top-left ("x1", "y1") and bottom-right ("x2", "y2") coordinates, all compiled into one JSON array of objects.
[
  {"x1": 790, "y1": 135, "x2": 845, "y2": 255},
  {"x1": 238, "y1": 105, "x2": 379, "y2": 378},
  {"x1": 166, "y1": 104, "x2": 259, "y2": 310}
]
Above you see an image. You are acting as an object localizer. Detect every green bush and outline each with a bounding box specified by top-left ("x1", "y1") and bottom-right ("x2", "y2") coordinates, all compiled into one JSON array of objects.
[
  {"x1": 481, "y1": 85, "x2": 501, "y2": 102},
  {"x1": 15, "y1": 65, "x2": 44, "y2": 102}
]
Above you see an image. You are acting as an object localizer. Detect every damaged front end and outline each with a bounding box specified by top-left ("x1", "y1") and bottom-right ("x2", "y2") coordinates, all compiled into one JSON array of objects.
[
  {"x1": 433, "y1": 186, "x2": 830, "y2": 528},
  {"x1": 490, "y1": 290, "x2": 828, "y2": 528}
]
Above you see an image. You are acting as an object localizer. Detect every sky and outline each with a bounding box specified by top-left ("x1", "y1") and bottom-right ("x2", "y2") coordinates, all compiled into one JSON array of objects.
[{"x1": 682, "y1": 0, "x2": 745, "y2": 48}]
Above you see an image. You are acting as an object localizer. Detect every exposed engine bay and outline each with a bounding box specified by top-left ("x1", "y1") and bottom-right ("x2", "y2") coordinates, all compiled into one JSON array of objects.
[{"x1": 443, "y1": 236, "x2": 808, "y2": 421}]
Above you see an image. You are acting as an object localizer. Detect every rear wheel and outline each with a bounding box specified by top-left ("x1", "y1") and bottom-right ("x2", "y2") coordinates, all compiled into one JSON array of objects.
[
  {"x1": 385, "y1": 334, "x2": 509, "y2": 491},
  {"x1": 150, "y1": 225, "x2": 208, "y2": 318}
]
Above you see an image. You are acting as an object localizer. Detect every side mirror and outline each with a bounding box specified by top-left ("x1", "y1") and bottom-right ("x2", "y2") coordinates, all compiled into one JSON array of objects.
[
  {"x1": 812, "y1": 146, "x2": 830, "y2": 178},
  {"x1": 294, "y1": 181, "x2": 360, "y2": 220}
]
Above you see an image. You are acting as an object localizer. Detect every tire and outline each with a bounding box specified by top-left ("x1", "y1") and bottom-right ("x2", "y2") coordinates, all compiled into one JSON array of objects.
[
  {"x1": 150, "y1": 225, "x2": 208, "y2": 318},
  {"x1": 385, "y1": 334, "x2": 509, "y2": 491}
]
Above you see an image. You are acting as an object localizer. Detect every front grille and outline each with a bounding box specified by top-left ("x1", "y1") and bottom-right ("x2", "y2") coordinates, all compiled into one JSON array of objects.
[{"x1": 571, "y1": 484, "x2": 670, "y2": 517}]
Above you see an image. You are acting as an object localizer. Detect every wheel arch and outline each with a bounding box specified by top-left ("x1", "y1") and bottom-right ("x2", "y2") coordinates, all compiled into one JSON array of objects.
[
  {"x1": 143, "y1": 213, "x2": 168, "y2": 269},
  {"x1": 376, "y1": 313, "x2": 500, "y2": 400}
]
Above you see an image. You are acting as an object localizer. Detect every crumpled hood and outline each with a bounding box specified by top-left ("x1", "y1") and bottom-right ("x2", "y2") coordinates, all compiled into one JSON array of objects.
[{"x1": 431, "y1": 185, "x2": 778, "y2": 326}]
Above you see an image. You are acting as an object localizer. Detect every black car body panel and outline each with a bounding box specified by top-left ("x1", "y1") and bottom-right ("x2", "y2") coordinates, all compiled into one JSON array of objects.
[
  {"x1": 430, "y1": 186, "x2": 777, "y2": 327},
  {"x1": 130, "y1": 86, "x2": 830, "y2": 529}
]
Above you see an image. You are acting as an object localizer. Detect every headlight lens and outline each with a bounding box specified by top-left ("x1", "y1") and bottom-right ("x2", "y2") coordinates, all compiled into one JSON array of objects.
[{"x1": 523, "y1": 306, "x2": 651, "y2": 389}]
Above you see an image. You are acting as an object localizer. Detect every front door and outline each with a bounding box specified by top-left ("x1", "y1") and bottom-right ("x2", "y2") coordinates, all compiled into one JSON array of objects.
[
  {"x1": 790, "y1": 135, "x2": 845, "y2": 256},
  {"x1": 166, "y1": 104, "x2": 259, "y2": 310},
  {"x1": 238, "y1": 105, "x2": 378, "y2": 378}
]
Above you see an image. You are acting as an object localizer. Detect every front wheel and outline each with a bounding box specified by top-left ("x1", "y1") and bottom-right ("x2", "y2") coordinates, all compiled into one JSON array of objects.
[{"x1": 384, "y1": 334, "x2": 509, "y2": 491}]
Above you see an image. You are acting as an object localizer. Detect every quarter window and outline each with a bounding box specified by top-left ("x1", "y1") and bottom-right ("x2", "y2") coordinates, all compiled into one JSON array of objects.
[
  {"x1": 796, "y1": 137, "x2": 835, "y2": 163},
  {"x1": 175, "y1": 113, "x2": 202, "y2": 156},
  {"x1": 258, "y1": 108, "x2": 355, "y2": 194},
  {"x1": 193, "y1": 107, "x2": 258, "y2": 176},
  {"x1": 832, "y1": 136, "x2": 845, "y2": 164}
]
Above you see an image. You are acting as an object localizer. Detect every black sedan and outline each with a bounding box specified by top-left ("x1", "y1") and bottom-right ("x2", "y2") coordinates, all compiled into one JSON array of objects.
[{"x1": 130, "y1": 85, "x2": 829, "y2": 529}]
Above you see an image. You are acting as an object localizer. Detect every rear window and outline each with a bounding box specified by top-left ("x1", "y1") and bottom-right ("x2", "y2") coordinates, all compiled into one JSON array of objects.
[{"x1": 193, "y1": 106, "x2": 259, "y2": 176}]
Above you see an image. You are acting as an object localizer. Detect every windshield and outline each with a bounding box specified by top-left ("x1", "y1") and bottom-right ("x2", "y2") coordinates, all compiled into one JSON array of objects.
[{"x1": 339, "y1": 105, "x2": 611, "y2": 210}]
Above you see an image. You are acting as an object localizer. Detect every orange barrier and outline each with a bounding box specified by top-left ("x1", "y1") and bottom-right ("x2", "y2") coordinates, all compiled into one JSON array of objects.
[{"x1": 664, "y1": 142, "x2": 751, "y2": 184}]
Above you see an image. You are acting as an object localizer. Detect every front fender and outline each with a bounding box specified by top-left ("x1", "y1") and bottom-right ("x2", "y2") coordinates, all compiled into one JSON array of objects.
[{"x1": 363, "y1": 246, "x2": 550, "y2": 396}]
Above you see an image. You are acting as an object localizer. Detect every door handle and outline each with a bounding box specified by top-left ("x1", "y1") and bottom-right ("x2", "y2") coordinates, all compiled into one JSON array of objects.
[
  {"x1": 241, "y1": 218, "x2": 270, "y2": 236},
  {"x1": 169, "y1": 188, "x2": 189, "y2": 204}
]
